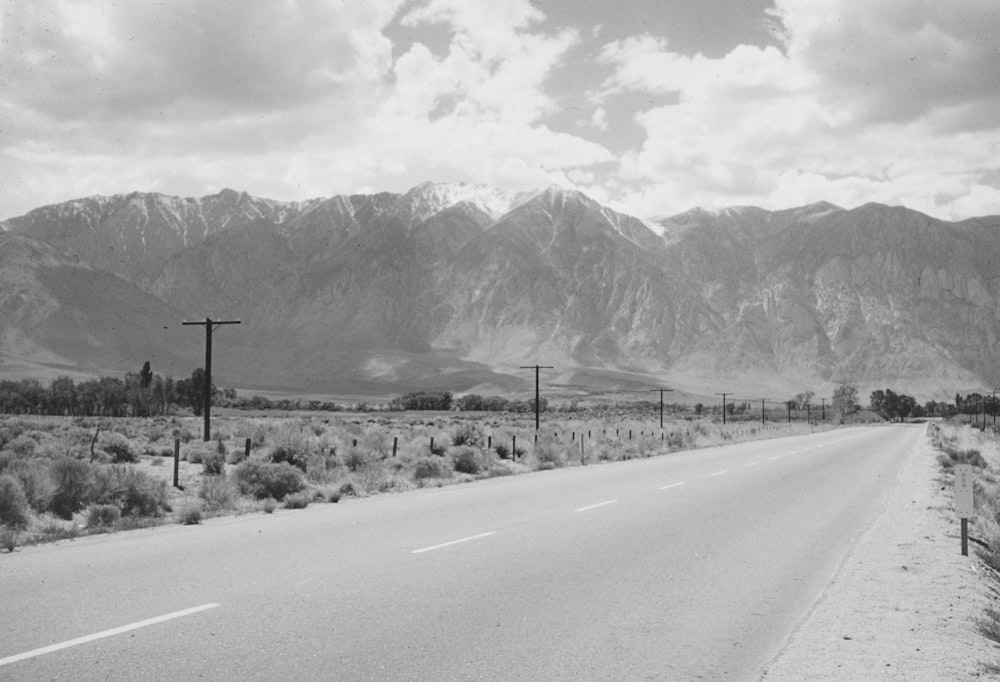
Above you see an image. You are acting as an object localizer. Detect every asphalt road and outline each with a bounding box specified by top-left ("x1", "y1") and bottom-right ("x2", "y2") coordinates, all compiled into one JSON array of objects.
[{"x1": 1, "y1": 424, "x2": 922, "y2": 681}]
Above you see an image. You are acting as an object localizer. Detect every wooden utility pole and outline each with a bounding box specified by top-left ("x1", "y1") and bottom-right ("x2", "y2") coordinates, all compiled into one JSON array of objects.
[
  {"x1": 650, "y1": 388, "x2": 674, "y2": 430},
  {"x1": 716, "y1": 393, "x2": 732, "y2": 425},
  {"x1": 520, "y1": 365, "x2": 553, "y2": 431},
  {"x1": 183, "y1": 317, "x2": 241, "y2": 441}
]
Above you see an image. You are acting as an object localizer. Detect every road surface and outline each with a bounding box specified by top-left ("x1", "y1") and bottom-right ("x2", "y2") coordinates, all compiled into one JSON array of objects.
[{"x1": 1, "y1": 425, "x2": 921, "y2": 680}]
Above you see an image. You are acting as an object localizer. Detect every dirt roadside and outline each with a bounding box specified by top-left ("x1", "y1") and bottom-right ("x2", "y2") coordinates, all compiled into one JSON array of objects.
[{"x1": 762, "y1": 429, "x2": 999, "y2": 680}]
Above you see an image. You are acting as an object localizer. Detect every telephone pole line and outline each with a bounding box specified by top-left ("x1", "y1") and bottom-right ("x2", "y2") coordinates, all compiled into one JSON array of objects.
[
  {"x1": 520, "y1": 365, "x2": 554, "y2": 431},
  {"x1": 183, "y1": 317, "x2": 241, "y2": 441},
  {"x1": 649, "y1": 388, "x2": 674, "y2": 430},
  {"x1": 716, "y1": 392, "x2": 732, "y2": 425}
]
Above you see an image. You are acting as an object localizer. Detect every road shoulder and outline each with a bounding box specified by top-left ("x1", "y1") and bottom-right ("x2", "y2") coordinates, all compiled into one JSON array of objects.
[{"x1": 762, "y1": 431, "x2": 997, "y2": 679}]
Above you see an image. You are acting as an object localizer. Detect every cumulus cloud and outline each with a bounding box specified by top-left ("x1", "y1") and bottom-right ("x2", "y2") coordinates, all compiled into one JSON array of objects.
[{"x1": 599, "y1": 0, "x2": 1000, "y2": 220}]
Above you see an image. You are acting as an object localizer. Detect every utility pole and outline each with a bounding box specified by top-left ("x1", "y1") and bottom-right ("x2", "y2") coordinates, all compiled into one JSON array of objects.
[
  {"x1": 650, "y1": 388, "x2": 674, "y2": 430},
  {"x1": 520, "y1": 365, "x2": 553, "y2": 431},
  {"x1": 716, "y1": 393, "x2": 732, "y2": 425},
  {"x1": 183, "y1": 317, "x2": 241, "y2": 441},
  {"x1": 761, "y1": 398, "x2": 766, "y2": 426}
]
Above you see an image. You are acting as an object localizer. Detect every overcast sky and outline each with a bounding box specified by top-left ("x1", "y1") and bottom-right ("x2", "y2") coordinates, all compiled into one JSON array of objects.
[{"x1": 2, "y1": 0, "x2": 999, "y2": 221}]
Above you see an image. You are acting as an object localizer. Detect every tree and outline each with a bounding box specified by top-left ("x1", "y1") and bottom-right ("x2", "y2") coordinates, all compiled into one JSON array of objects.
[
  {"x1": 793, "y1": 391, "x2": 815, "y2": 410},
  {"x1": 177, "y1": 368, "x2": 215, "y2": 417},
  {"x1": 831, "y1": 384, "x2": 859, "y2": 423}
]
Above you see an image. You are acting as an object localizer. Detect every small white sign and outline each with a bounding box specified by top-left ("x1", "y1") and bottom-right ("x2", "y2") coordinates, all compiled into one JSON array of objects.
[{"x1": 955, "y1": 464, "x2": 975, "y2": 518}]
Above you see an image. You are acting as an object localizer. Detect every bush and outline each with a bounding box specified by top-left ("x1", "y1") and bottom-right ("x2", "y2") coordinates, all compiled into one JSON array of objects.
[
  {"x1": 450, "y1": 446, "x2": 486, "y2": 475},
  {"x1": 283, "y1": 492, "x2": 310, "y2": 509},
  {"x1": 494, "y1": 442, "x2": 511, "y2": 459},
  {"x1": 268, "y1": 429, "x2": 315, "y2": 471},
  {"x1": 9, "y1": 459, "x2": 54, "y2": 513},
  {"x1": 49, "y1": 458, "x2": 94, "y2": 519},
  {"x1": 261, "y1": 497, "x2": 277, "y2": 514},
  {"x1": 0, "y1": 526, "x2": 18, "y2": 552},
  {"x1": 412, "y1": 456, "x2": 452, "y2": 481},
  {"x1": 183, "y1": 443, "x2": 211, "y2": 465},
  {"x1": 198, "y1": 475, "x2": 237, "y2": 511},
  {"x1": 0, "y1": 474, "x2": 30, "y2": 530},
  {"x1": 232, "y1": 460, "x2": 305, "y2": 501},
  {"x1": 202, "y1": 450, "x2": 226, "y2": 476},
  {"x1": 178, "y1": 501, "x2": 203, "y2": 525},
  {"x1": 342, "y1": 446, "x2": 369, "y2": 472},
  {"x1": 102, "y1": 433, "x2": 136, "y2": 463},
  {"x1": 101, "y1": 467, "x2": 168, "y2": 517},
  {"x1": 86, "y1": 504, "x2": 121, "y2": 528},
  {"x1": 451, "y1": 424, "x2": 483, "y2": 448}
]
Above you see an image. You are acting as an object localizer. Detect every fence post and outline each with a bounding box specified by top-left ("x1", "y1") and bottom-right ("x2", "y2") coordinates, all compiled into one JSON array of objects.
[
  {"x1": 512, "y1": 435, "x2": 517, "y2": 460},
  {"x1": 173, "y1": 439, "x2": 181, "y2": 489},
  {"x1": 392, "y1": 436, "x2": 398, "y2": 457},
  {"x1": 244, "y1": 437, "x2": 251, "y2": 460}
]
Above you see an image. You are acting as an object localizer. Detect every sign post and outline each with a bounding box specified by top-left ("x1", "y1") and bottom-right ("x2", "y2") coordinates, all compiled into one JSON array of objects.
[{"x1": 955, "y1": 464, "x2": 975, "y2": 556}]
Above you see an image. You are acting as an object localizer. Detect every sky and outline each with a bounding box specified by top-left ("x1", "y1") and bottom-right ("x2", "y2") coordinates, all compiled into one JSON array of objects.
[{"x1": 2, "y1": 0, "x2": 999, "y2": 222}]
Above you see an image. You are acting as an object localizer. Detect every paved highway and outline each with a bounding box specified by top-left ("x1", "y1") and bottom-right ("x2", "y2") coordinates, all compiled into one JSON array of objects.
[{"x1": 1, "y1": 425, "x2": 922, "y2": 680}]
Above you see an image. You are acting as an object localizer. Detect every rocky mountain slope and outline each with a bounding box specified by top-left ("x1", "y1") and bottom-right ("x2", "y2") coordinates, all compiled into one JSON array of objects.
[{"x1": 3, "y1": 182, "x2": 998, "y2": 399}]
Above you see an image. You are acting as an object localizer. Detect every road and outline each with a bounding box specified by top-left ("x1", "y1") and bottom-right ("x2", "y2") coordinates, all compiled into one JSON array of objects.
[{"x1": 1, "y1": 425, "x2": 922, "y2": 680}]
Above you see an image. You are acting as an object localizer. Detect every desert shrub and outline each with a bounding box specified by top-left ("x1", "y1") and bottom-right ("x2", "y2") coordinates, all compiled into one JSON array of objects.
[
  {"x1": 261, "y1": 497, "x2": 277, "y2": 513},
  {"x1": 450, "y1": 446, "x2": 486, "y2": 475},
  {"x1": 183, "y1": 442, "x2": 211, "y2": 464},
  {"x1": 429, "y1": 439, "x2": 448, "y2": 457},
  {"x1": 86, "y1": 504, "x2": 121, "y2": 528},
  {"x1": 103, "y1": 467, "x2": 168, "y2": 517},
  {"x1": 531, "y1": 436, "x2": 566, "y2": 469},
  {"x1": 49, "y1": 457, "x2": 94, "y2": 519},
  {"x1": 232, "y1": 460, "x2": 305, "y2": 501},
  {"x1": 198, "y1": 475, "x2": 237, "y2": 511},
  {"x1": 305, "y1": 453, "x2": 330, "y2": 483},
  {"x1": 343, "y1": 446, "x2": 368, "y2": 472},
  {"x1": 102, "y1": 433, "x2": 136, "y2": 463},
  {"x1": 360, "y1": 430, "x2": 391, "y2": 459},
  {"x1": 202, "y1": 450, "x2": 226, "y2": 476},
  {"x1": 0, "y1": 474, "x2": 30, "y2": 529},
  {"x1": 938, "y1": 446, "x2": 987, "y2": 469},
  {"x1": 327, "y1": 489, "x2": 341, "y2": 503},
  {"x1": 178, "y1": 501, "x2": 203, "y2": 525},
  {"x1": 9, "y1": 459, "x2": 54, "y2": 513},
  {"x1": 412, "y1": 456, "x2": 452, "y2": 481},
  {"x1": 268, "y1": 427, "x2": 316, "y2": 471},
  {"x1": 494, "y1": 442, "x2": 511, "y2": 459},
  {"x1": 0, "y1": 526, "x2": 18, "y2": 552},
  {"x1": 9, "y1": 435, "x2": 36, "y2": 457},
  {"x1": 283, "y1": 492, "x2": 310, "y2": 509},
  {"x1": 339, "y1": 480, "x2": 358, "y2": 497},
  {"x1": 451, "y1": 424, "x2": 484, "y2": 448}
]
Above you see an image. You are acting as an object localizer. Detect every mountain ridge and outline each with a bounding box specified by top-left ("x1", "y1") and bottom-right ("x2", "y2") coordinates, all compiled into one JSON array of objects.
[{"x1": 3, "y1": 183, "x2": 999, "y2": 401}]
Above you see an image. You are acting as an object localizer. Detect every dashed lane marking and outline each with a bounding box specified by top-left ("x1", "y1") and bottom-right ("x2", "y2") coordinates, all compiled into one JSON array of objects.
[
  {"x1": 659, "y1": 482, "x2": 687, "y2": 490},
  {"x1": 575, "y1": 499, "x2": 619, "y2": 512},
  {"x1": 412, "y1": 531, "x2": 497, "y2": 554},
  {"x1": 0, "y1": 603, "x2": 220, "y2": 668}
]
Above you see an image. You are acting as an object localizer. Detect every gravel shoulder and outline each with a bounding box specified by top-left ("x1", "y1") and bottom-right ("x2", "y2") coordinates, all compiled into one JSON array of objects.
[{"x1": 762, "y1": 429, "x2": 998, "y2": 679}]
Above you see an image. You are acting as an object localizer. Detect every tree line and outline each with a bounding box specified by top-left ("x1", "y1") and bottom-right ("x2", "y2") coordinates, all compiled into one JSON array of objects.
[{"x1": 0, "y1": 363, "x2": 215, "y2": 417}]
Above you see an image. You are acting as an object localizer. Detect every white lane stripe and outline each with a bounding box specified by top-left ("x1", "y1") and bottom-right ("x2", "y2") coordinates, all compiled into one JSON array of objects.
[
  {"x1": 770, "y1": 456, "x2": 781, "y2": 460},
  {"x1": 575, "y1": 499, "x2": 619, "y2": 512},
  {"x1": 710, "y1": 470, "x2": 729, "y2": 476},
  {"x1": 745, "y1": 462, "x2": 758, "y2": 467},
  {"x1": 411, "y1": 531, "x2": 497, "y2": 554},
  {"x1": 659, "y1": 482, "x2": 686, "y2": 490},
  {"x1": 0, "y1": 603, "x2": 219, "y2": 667}
]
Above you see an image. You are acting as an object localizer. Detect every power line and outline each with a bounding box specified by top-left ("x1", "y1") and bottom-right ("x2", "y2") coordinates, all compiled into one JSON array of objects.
[
  {"x1": 182, "y1": 317, "x2": 240, "y2": 441},
  {"x1": 519, "y1": 365, "x2": 554, "y2": 431}
]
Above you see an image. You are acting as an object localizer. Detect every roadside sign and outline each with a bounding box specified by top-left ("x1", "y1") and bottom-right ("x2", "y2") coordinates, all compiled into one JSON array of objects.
[{"x1": 955, "y1": 464, "x2": 974, "y2": 518}]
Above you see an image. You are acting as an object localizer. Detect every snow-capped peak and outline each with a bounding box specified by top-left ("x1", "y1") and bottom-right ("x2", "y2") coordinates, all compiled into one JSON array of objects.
[{"x1": 401, "y1": 181, "x2": 521, "y2": 223}]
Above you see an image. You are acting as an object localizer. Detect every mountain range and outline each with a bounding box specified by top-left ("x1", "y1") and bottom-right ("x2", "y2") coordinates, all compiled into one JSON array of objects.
[{"x1": 2, "y1": 182, "x2": 999, "y2": 402}]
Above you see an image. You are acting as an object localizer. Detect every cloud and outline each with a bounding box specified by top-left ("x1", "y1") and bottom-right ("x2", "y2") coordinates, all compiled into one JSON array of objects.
[{"x1": 597, "y1": 0, "x2": 1000, "y2": 220}]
